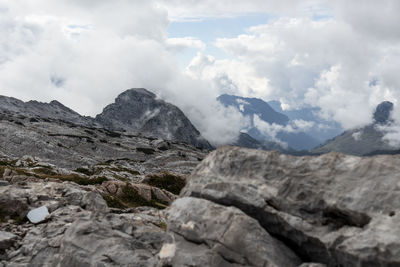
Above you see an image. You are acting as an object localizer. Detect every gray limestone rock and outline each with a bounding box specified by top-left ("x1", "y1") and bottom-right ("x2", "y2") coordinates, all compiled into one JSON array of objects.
[
  {"x1": 0, "y1": 231, "x2": 17, "y2": 251},
  {"x1": 177, "y1": 146, "x2": 400, "y2": 266},
  {"x1": 26, "y1": 206, "x2": 49, "y2": 224},
  {"x1": 159, "y1": 197, "x2": 301, "y2": 267}
]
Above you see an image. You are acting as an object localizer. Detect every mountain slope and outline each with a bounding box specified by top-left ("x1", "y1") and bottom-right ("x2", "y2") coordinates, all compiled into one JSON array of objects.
[
  {"x1": 312, "y1": 101, "x2": 396, "y2": 156},
  {"x1": 95, "y1": 89, "x2": 212, "y2": 149},
  {"x1": 218, "y1": 94, "x2": 289, "y2": 125},
  {"x1": 0, "y1": 96, "x2": 97, "y2": 127}
]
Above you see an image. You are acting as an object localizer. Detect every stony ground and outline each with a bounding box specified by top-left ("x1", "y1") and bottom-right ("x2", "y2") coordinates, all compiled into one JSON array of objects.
[
  {"x1": 1, "y1": 111, "x2": 399, "y2": 266},
  {"x1": 0, "y1": 111, "x2": 209, "y2": 266}
]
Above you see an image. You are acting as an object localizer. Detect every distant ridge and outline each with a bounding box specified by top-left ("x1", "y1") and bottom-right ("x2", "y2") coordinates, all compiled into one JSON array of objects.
[
  {"x1": 312, "y1": 101, "x2": 397, "y2": 156},
  {"x1": 0, "y1": 89, "x2": 212, "y2": 149}
]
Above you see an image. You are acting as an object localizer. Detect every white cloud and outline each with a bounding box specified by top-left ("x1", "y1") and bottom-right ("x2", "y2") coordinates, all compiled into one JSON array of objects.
[
  {"x1": 186, "y1": 52, "x2": 272, "y2": 98},
  {"x1": 0, "y1": 0, "x2": 247, "y2": 146},
  {"x1": 158, "y1": 0, "x2": 330, "y2": 21},
  {"x1": 166, "y1": 37, "x2": 206, "y2": 52},
  {"x1": 2, "y1": 0, "x2": 400, "y2": 147},
  {"x1": 352, "y1": 131, "x2": 362, "y2": 141},
  {"x1": 189, "y1": 12, "x2": 400, "y2": 130},
  {"x1": 292, "y1": 119, "x2": 314, "y2": 131}
]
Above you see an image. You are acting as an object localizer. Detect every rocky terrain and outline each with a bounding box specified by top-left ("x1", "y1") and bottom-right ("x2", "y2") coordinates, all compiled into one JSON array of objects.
[
  {"x1": 0, "y1": 107, "x2": 208, "y2": 266},
  {"x1": 1, "y1": 90, "x2": 400, "y2": 266}
]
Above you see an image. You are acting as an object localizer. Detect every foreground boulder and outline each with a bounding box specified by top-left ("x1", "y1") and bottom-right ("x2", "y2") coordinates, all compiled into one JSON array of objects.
[
  {"x1": 163, "y1": 146, "x2": 400, "y2": 266},
  {"x1": 159, "y1": 197, "x2": 301, "y2": 266}
]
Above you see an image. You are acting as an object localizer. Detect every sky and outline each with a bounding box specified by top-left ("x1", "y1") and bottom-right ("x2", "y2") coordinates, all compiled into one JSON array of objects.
[{"x1": 1, "y1": 0, "x2": 400, "y2": 145}]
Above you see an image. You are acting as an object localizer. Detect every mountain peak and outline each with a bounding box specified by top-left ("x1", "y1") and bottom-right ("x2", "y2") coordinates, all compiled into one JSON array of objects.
[
  {"x1": 117, "y1": 88, "x2": 156, "y2": 102},
  {"x1": 373, "y1": 101, "x2": 393, "y2": 124},
  {"x1": 96, "y1": 88, "x2": 212, "y2": 149}
]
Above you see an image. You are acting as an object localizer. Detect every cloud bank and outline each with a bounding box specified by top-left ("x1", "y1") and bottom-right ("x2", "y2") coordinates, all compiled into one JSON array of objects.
[
  {"x1": 2, "y1": 0, "x2": 400, "y2": 147},
  {"x1": 0, "y1": 0, "x2": 246, "y2": 146}
]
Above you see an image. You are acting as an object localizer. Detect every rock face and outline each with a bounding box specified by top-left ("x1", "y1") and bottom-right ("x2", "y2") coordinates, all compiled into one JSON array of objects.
[
  {"x1": 373, "y1": 101, "x2": 393, "y2": 124},
  {"x1": 159, "y1": 197, "x2": 301, "y2": 266},
  {"x1": 162, "y1": 146, "x2": 400, "y2": 266},
  {"x1": 96, "y1": 89, "x2": 212, "y2": 149}
]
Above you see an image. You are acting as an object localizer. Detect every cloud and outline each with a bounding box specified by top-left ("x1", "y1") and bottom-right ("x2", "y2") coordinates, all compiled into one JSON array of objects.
[
  {"x1": 186, "y1": 52, "x2": 272, "y2": 98},
  {"x1": 2, "y1": 0, "x2": 400, "y2": 147},
  {"x1": 187, "y1": 10, "x2": 400, "y2": 130},
  {"x1": 166, "y1": 37, "x2": 206, "y2": 52},
  {"x1": 158, "y1": 0, "x2": 330, "y2": 21},
  {"x1": 0, "y1": 0, "x2": 246, "y2": 146}
]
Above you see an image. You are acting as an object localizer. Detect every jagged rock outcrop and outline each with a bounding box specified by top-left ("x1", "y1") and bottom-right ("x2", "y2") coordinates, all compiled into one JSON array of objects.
[
  {"x1": 96, "y1": 89, "x2": 212, "y2": 149},
  {"x1": 159, "y1": 197, "x2": 301, "y2": 266},
  {"x1": 161, "y1": 146, "x2": 400, "y2": 266},
  {"x1": 373, "y1": 101, "x2": 393, "y2": 124}
]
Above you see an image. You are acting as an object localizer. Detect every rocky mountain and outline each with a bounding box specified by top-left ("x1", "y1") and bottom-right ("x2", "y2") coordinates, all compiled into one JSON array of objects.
[
  {"x1": 96, "y1": 89, "x2": 212, "y2": 149},
  {"x1": 160, "y1": 146, "x2": 400, "y2": 266},
  {"x1": 218, "y1": 94, "x2": 289, "y2": 125},
  {"x1": 0, "y1": 95, "x2": 97, "y2": 127},
  {"x1": 0, "y1": 89, "x2": 212, "y2": 149},
  {"x1": 217, "y1": 94, "x2": 320, "y2": 150},
  {"x1": 312, "y1": 101, "x2": 397, "y2": 156}
]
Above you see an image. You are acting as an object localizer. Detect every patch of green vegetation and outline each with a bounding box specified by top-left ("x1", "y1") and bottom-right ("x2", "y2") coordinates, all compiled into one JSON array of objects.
[
  {"x1": 108, "y1": 166, "x2": 140, "y2": 176},
  {"x1": 33, "y1": 167, "x2": 57, "y2": 176},
  {"x1": 0, "y1": 205, "x2": 26, "y2": 224},
  {"x1": 74, "y1": 167, "x2": 95, "y2": 176},
  {"x1": 146, "y1": 172, "x2": 186, "y2": 195},
  {"x1": 155, "y1": 221, "x2": 167, "y2": 231},
  {"x1": 103, "y1": 184, "x2": 167, "y2": 210},
  {"x1": 34, "y1": 169, "x2": 108, "y2": 186},
  {"x1": 14, "y1": 168, "x2": 35, "y2": 177},
  {"x1": 113, "y1": 174, "x2": 129, "y2": 182},
  {"x1": 136, "y1": 147, "x2": 156, "y2": 155},
  {"x1": 0, "y1": 160, "x2": 12, "y2": 166},
  {"x1": 120, "y1": 185, "x2": 154, "y2": 207},
  {"x1": 103, "y1": 195, "x2": 127, "y2": 209},
  {"x1": 63, "y1": 175, "x2": 108, "y2": 185}
]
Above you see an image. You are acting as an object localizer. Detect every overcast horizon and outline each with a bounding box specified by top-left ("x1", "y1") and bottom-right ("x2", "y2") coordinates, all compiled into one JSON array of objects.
[{"x1": 1, "y1": 0, "x2": 400, "y2": 145}]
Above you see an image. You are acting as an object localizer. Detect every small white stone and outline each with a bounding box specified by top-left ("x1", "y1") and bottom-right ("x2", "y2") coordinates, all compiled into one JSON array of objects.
[
  {"x1": 27, "y1": 206, "x2": 49, "y2": 224},
  {"x1": 159, "y1": 243, "x2": 176, "y2": 259},
  {"x1": 181, "y1": 221, "x2": 196, "y2": 230}
]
